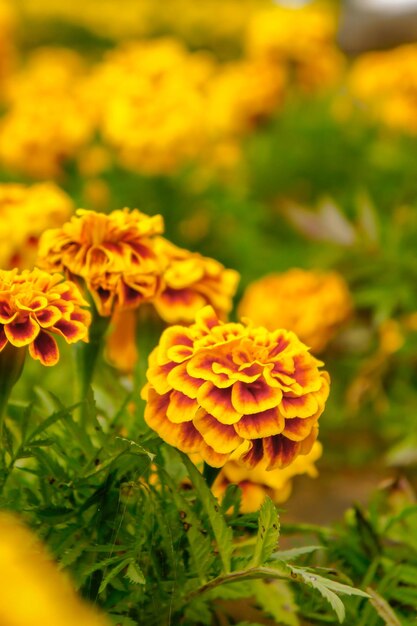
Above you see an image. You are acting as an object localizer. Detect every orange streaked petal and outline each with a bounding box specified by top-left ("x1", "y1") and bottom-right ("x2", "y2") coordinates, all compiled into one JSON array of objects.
[
  {"x1": 197, "y1": 381, "x2": 242, "y2": 425},
  {"x1": 240, "y1": 439, "x2": 264, "y2": 469},
  {"x1": 157, "y1": 326, "x2": 194, "y2": 365},
  {"x1": 167, "y1": 361, "x2": 204, "y2": 399},
  {"x1": 35, "y1": 306, "x2": 62, "y2": 328},
  {"x1": 194, "y1": 410, "x2": 243, "y2": 454},
  {"x1": 147, "y1": 361, "x2": 176, "y2": 395},
  {"x1": 187, "y1": 352, "x2": 234, "y2": 388},
  {"x1": 0, "y1": 326, "x2": 7, "y2": 351},
  {"x1": 166, "y1": 391, "x2": 198, "y2": 423},
  {"x1": 234, "y1": 406, "x2": 285, "y2": 439},
  {"x1": 4, "y1": 316, "x2": 40, "y2": 347},
  {"x1": 282, "y1": 415, "x2": 318, "y2": 442},
  {"x1": 280, "y1": 393, "x2": 319, "y2": 419},
  {"x1": 198, "y1": 441, "x2": 230, "y2": 468},
  {"x1": 52, "y1": 319, "x2": 88, "y2": 343},
  {"x1": 231, "y1": 379, "x2": 282, "y2": 415},
  {"x1": 0, "y1": 302, "x2": 18, "y2": 324},
  {"x1": 28, "y1": 331, "x2": 59, "y2": 366},
  {"x1": 263, "y1": 435, "x2": 301, "y2": 470}
]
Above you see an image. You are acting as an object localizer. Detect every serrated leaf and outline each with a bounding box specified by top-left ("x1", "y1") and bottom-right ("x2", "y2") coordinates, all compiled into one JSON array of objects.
[
  {"x1": 125, "y1": 562, "x2": 145, "y2": 585},
  {"x1": 59, "y1": 541, "x2": 87, "y2": 568},
  {"x1": 252, "y1": 497, "x2": 280, "y2": 567},
  {"x1": 367, "y1": 588, "x2": 402, "y2": 626},
  {"x1": 252, "y1": 579, "x2": 299, "y2": 626},
  {"x1": 180, "y1": 453, "x2": 233, "y2": 574},
  {"x1": 291, "y1": 567, "x2": 369, "y2": 623},
  {"x1": 269, "y1": 545, "x2": 323, "y2": 562},
  {"x1": 98, "y1": 558, "x2": 130, "y2": 594},
  {"x1": 161, "y1": 469, "x2": 215, "y2": 582}
]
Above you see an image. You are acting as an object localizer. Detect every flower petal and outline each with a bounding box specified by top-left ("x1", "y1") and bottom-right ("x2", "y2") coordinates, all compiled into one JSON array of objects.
[
  {"x1": 166, "y1": 391, "x2": 198, "y2": 423},
  {"x1": 167, "y1": 361, "x2": 204, "y2": 399},
  {"x1": 0, "y1": 326, "x2": 7, "y2": 351},
  {"x1": 194, "y1": 410, "x2": 243, "y2": 454},
  {"x1": 4, "y1": 316, "x2": 40, "y2": 347},
  {"x1": 197, "y1": 381, "x2": 242, "y2": 425},
  {"x1": 234, "y1": 406, "x2": 285, "y2": 439},
  {"x1": 263, "y1": 435, "x2": 301, "y2": 470},
  {"x1": 52, "y1": 319, "x2": 88, "y2": 343},
  {"x1": 231, "y1": 379, "x2": 282, "y2": 415},
  {"x1": 280, "y1": 393, "x2": 319, "y2": 419},
  {"x1": 282, "y1": 415, "x2": 318, "y2": 442},
  {"x1": 28, "y1": 331, "x2": 59, "y2": 366}
]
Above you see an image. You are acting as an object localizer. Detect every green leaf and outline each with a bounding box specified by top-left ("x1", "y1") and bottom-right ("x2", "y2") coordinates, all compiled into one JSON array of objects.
[
  {"x1": 252, "y1": 579, "x2": 299, "y2": 626},
  {"x1": 291, "y1": 567, "x2": 369, "y2": 623},
  {"x1": 125, "y1": 562, "x2": 146, "y2": 585},
  {"x1": 367, "y1": 588, "x2": 402, "y2": 626},
  {"x1": 98, "y1": 558, "x2": 130, "y2": 594},
  {"x1": 252, "y1": 497, "x2": 280, "y2": 567},
  {"x1": 180, "y1": 452, "x2": 233, "y2": 574},
  {"x1": 269, "y1": 545, "x2": 323, "y2": 562}
]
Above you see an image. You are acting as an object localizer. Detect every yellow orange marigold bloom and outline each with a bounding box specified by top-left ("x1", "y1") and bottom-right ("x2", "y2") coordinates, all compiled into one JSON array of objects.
[
  {"x1": 349, "y1": 45, "x2": 417, "y2": 134},
  {"x1": 212, "y1": 441, "x2": 322, "y2": 513},
  {"x1": 37, "y1": 208, "x2": 164, "y2": 316},
  {"x1": 153, "y1": 236, "x2": 239, "y2": 324},
  {"x1": 142, "y1": 306, "x2": 330, "y2": 470},
  {"x1": 245, "y1": 4, "x2": 344, "y2": 92},
  {"x1": 0, "y1": 182, "x2": 73, "y2": 270},
  {"x1": 0, "y1": 268, "x2": 90, "y2": 366},
  {"x1": 0, "y1": 48, "x2": 93, "y2": 178},
  {"x1": 87, "y1": 38, "x2": 213, "y2": 174},
  {"x1": 238, "y1": 269, "x2": 352, "y2": 353},
  {"x1": 0, "y1": 512, "x2": 110, "y2": 626}
]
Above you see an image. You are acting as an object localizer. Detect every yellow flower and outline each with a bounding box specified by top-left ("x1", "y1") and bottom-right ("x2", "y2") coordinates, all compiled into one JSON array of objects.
[
  {"x1": 0, "y1": 512, "x2": 110, "y2": 626},
  {"x1": 38, "y1": 208, "x2": 164, "y2": 316},
  {"x1": 238, "y1": 269, "x2": 352, "y2": 353},
  {"x1": 212, "y1": 441, "x2": 322, "y2": 513},
  {"x1": 207, "y1": 58, "x2": 285, "y2": 137},
  {"x1": 0, "y1": 268, "x2": 90, "y2": 366},
  {"x1": 0, "y1": 182, "x2": 74, "y2": 270},
  {"x1": 245, "y1": 4, "x2": 344, "y2": 92},
  {"x1": 349, "y1": 45, "x2": 417, "y2": 134},
  {"x1": 143, "y1": 305, "x2": 329, "y2": 470},
  {"x1": 88, "y1": 38, "x2": 213, "y2": 174},
  {"x1": 0, "y1": 47, "x2": 93, "y2": 178},
  {"x1": 153, "y1": 236, "x2": 239, "y2": 324}
]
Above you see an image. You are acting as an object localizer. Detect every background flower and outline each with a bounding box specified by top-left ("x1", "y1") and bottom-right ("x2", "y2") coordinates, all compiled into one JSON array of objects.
[
  {"x1": 143, "y1": 305, "x2": 329, "y2": 470},
  {"x1": 238, "y1": 269, "x2": 352, "y2": 353}
]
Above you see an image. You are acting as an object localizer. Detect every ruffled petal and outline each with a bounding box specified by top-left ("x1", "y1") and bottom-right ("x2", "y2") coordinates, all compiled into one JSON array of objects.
[
  {"x1": 28, "y1": 331, "x2": 59, "y2": 366},
  {"x1": 194, "y1": 410, "x2": 243, "y2": 454},
  {"x1": 4, "y1": 316, "x2": 40, "y2": 347},
  {"x1": 197, "y1": 381, "x2": 241, "y2": 425},
  {"x1": 234, "y1": 406, "x2": 285, "y2": 439},
  {"x1": 231, "y1": 379, "x2": 282, "y2": 415},
  {"x1": 166, "y1": 391, "x2": 198, "y2": 423}
]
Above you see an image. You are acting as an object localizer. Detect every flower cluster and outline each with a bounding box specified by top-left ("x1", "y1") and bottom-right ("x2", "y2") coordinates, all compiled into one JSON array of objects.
[
  {"x1": 143, "y1": 306, "x2": 329, "y2": 469},
  {"x1": 0, "y1": 512, "x2": 110, "y2": 626},
  {"x1": 88, "y1": 39, "x2": 212, "y2": 174},
  {"x1": 0, "y1": 47, "x2": 93, "y2": 178},
  {"x1": 0, "y1": 182, "x2": 74, "y2": 270},
  {"x1": 349, "y1": 44, "x2": 417, "y2": 134},
  {"x1": 37, "y1": 208, "x2": 164, "y2": 316},
  {"x1": 245, "y1": 4, "x2": 344, "y2": 92},
  {"x1": 238, "y1": 269, "x2": 352, "y2": 353},
  {"x1": 212, "y1": 441, "x2": 322, "y2": 513},
  {"x1": 0, "y1": 268, "x2": 91, "y2": 366}
]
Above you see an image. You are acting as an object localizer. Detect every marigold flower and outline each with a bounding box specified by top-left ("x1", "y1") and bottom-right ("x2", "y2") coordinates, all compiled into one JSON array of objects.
[
  {"x1": 0, "y1": 267, "x2": 91, "y2": 366},
  {"x1": 245, "y1": 4, "x2": 344, "y2": 92},
  {"x1": 212, "y1": 441, "x2": 322, "y2": 513},
  {"x1": 238, "y1": 269, "x2": 352, "y2": 353},
  {"x1": 349, "y1": 45, "x2": 417, "y2": 134},
  {"x1": 0, "y1": 182, "x2": 73, "y2": 270},
  {"x1": 153, "y1": 236, "x2": 239, "y2": 324},
  {"x1": 37, "y1": 208, "x2": 164, "y2": 316},
  {"x1": 0, "y1": 512, "x2": 110, "y2": 626},
  {"x1": 143, "y1": 306, "x2": 330, "y2": 470}
]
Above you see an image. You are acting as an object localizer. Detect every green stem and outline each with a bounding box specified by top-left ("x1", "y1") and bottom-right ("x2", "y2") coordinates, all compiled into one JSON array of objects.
[
  {"x1": 203, "y1": 463, "x2": 221, "y2": 489},
  {"x1": 0, "y1": 343, "x2": 26, "y2": 479},
  {"x1": 75, "y1": 303, "x2": 110, "y2": 429}
]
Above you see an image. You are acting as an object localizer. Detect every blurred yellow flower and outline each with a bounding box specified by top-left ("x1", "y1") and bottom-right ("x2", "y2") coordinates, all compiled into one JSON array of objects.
[
  {"x1": 245, "y1": 3, "x2": 344, "y2": 91},
  {"x1": 0, "y1": 182, "x2": 74, "y2": 270},
  {"x1": 0, "y1": 268, "x2": 90, "y2": 366},
  {"x1": 143, "y1": 305, "x2": 329, "y2": 470},
  {"x1": 38, "y1": 208, "x2": 164, "y2": 316},
  {"x1": 0, "y1": 47, "x2": 94, "y2": 178},
  {"x1": 238, "y1": 269, "x2": 352, "y2": 353},
  {"x1": 212, "y1": 441, "x2": 322, "y2": 512},
  {"x1": 88, "y1": 38, "x2": 213, "y2": 175},
  {"x1": 0, "y1": 511, "x2": 110, "y2": 626},
  {"x1": 349, "y1": 44, "x2": 417, "y2": 134}
]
